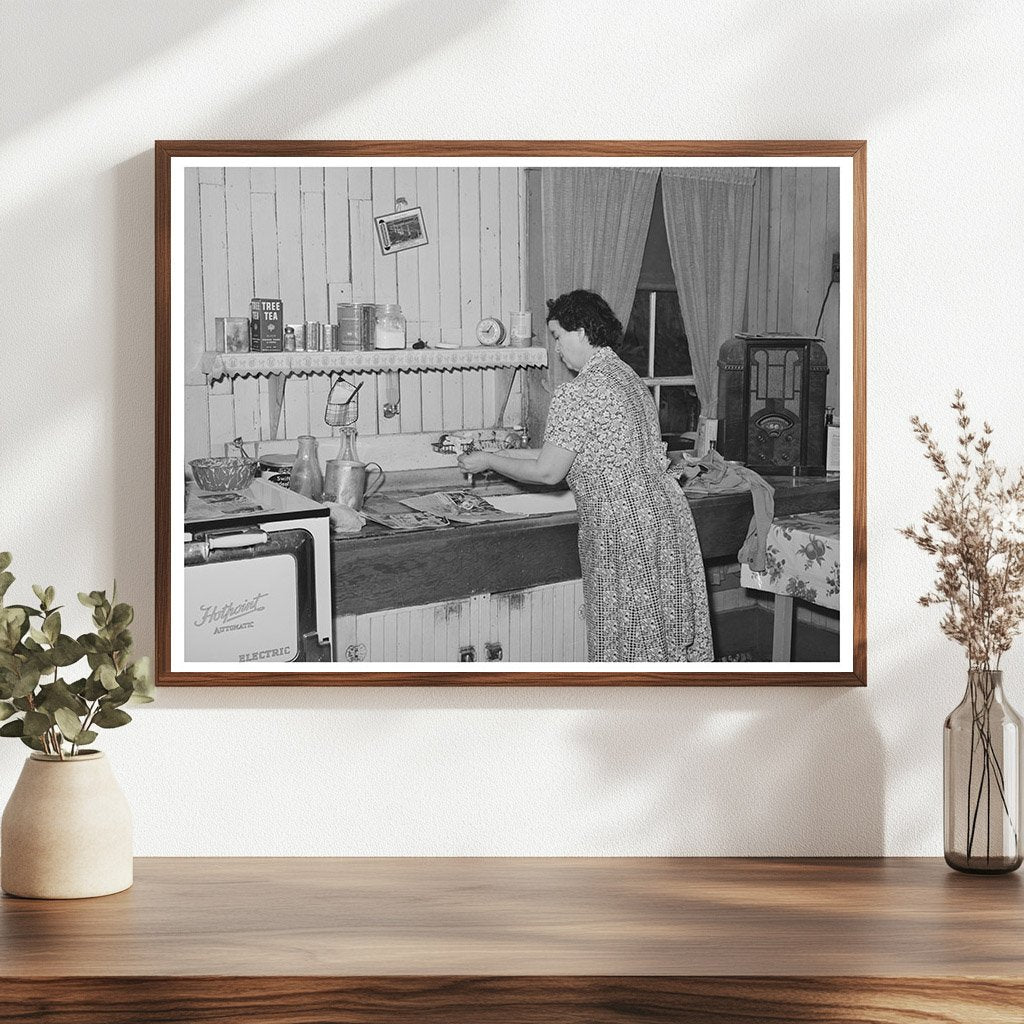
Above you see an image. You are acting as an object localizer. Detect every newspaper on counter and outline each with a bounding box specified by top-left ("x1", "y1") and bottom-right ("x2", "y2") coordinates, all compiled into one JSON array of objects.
[
  {"x1": 399, "y1": 490, "x2": 527, "y2": 525},
  {"x1": 360, "y1": 495, "x2": 449, "y2": 532}
]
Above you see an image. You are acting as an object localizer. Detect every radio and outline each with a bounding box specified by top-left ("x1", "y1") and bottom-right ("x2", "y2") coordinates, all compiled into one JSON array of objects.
[{"x1": 717, "y1": 334, "x2": 829, "y2": 475}]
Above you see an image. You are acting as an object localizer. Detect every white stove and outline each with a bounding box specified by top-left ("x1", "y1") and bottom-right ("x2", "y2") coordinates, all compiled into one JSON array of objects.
[{"x1": 183, "y1": 479, "x2": 333, "y2": 664}]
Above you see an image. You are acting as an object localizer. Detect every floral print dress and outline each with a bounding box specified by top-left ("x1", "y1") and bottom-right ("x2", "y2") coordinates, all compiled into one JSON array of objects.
[{"x1": 544, "y1": 347, "x2": 713, "y2": 662}]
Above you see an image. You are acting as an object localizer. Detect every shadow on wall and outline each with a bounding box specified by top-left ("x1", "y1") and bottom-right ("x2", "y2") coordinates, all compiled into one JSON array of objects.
[
  {"x1": 197, "y1": 0, "x2": 505, "y2": 138},
  {"x1": 0, "y1": 2, "x2": 244, "y2": 139},
  {"x1": 568, "y1": 686, "x2": 885, "y2": 856},
  {"x1": 113, "y1": 151, "x2": 158, "y2": 655},
  {"x1": 140, "y1": 680, "x2": 885, "y2": 856},
  {"x1": 723, "y1": 1, "x2": 974, "y2": 129}
]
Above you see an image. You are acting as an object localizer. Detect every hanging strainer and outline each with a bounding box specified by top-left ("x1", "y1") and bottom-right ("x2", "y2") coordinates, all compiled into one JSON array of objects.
[{"x1": 325, "y1": 376, "x2": 362, "y2": 428}]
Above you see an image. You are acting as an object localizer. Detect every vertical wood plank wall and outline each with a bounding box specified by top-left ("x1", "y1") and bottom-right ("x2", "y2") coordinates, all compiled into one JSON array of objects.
[
  {"x1": 333, "y1": 580, "x2": 586, "y2": 663},
  {"x1": 747, "y1": 167, "x2": 841, "y2": 410},
  {"x1": 183, "y1": 167, "x2": 525, "y2": 462}
]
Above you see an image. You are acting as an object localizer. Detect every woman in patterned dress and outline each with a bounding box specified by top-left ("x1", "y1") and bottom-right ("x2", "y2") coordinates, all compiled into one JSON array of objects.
[{"x1": 458, "y1": 290, "x2": 713, "y2": 663}]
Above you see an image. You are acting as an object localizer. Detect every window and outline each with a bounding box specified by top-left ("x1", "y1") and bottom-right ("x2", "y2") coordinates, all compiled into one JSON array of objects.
[{"x1": 620, "y1": 176, "x2": 699, "y2": 441}]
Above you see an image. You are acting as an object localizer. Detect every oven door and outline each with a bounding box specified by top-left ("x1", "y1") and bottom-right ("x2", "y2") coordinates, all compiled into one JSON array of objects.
[{"x1": 184, "y1": 527, "x2": 332, "y2": 664}]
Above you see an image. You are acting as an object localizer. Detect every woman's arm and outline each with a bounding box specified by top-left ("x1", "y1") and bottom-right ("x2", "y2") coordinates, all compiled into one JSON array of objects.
[
  {"x1": 493, "y1": 447, "x2": 542, "y2": 460},
  {"x1": 458, "y1": 443, "x2": 575, "y2": 486}
]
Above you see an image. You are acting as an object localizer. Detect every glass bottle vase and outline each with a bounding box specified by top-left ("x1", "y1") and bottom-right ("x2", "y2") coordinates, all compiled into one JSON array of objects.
[
  {"x1": 944, "y1": 669, "x2": 1023, "y2": 873},
  {"x1": 288, "y1": 435, "x2": 323, "y2": 502}
]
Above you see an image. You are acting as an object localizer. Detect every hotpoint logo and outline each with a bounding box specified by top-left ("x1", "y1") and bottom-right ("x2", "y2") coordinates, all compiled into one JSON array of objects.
[{"x1": 193, "y1": 593, "x2": 269, "y2": 635}]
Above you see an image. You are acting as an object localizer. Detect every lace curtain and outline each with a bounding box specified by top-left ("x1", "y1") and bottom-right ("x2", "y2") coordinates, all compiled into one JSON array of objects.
[
  {"x1": 540, "y1": 168, "x2": 658, "y2": 388},
  {"x1": 660, "y1": 168, "x2": 756, "y2": 420}
]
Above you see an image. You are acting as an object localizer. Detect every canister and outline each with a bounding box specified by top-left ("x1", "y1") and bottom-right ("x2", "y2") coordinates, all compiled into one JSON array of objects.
[{"x1": 374, "y1": 304, "x2": 406, "y2": 350}]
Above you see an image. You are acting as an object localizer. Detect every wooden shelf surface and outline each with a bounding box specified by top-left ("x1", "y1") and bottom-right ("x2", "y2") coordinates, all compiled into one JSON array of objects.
[{"x1": 2, "y1": 857, "x2": 1022, "y2": 1022}]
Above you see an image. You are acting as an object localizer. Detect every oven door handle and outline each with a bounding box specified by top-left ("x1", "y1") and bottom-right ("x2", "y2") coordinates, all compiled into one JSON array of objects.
[
  {"x1": 185, "y1": 531, "x2": 269, "y2": 566},
  {"x1": 207, "y1": 531, "x2": 269, "y2": 550}
]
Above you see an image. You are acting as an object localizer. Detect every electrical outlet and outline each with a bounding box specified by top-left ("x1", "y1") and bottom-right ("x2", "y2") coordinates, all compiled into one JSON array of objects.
[{"x1": 831, "y1": 252, "x2": 840, "y2": 283}]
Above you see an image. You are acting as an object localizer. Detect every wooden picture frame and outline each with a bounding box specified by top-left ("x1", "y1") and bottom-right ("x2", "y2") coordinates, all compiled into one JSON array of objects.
[{"x1": 156, "y1": 140, "x2": 866, "y2": 686}]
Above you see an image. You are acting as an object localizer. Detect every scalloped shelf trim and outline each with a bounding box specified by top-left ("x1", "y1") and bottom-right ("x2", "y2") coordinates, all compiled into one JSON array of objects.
[{"x1": 199, "y1": 347, "x2": 548, "y2": 380}]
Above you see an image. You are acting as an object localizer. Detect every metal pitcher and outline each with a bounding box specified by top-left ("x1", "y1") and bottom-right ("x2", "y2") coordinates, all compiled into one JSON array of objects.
[{"x1": 323, "y1": 459, "x2": 384, "y2": 511}]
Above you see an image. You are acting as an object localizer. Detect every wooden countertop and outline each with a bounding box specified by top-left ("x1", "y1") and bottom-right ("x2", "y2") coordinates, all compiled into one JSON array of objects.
[
  {"x1": 1, "y1": 857, "x2": 1020, "y2": 1022},
  {"x1": 331, "y1": 475, "x2": 840, "y2": 617}
]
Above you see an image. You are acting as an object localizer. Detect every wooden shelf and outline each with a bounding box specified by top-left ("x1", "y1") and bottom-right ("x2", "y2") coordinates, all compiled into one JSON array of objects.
[
  {"x1": 1, "y1": 857, "x2": 1022, "y2": 1022},
  {"x1": 199, "y1": 346, "x2": 548, "y2": 381}
]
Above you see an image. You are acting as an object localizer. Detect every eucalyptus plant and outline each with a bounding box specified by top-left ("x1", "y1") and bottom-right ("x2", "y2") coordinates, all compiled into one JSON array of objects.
[{"x1": 0, "y1": 552, "x2": 153, "y2": 759}]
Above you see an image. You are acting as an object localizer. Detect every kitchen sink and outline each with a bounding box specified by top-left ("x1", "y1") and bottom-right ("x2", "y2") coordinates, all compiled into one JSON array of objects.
[{"x1": 381, "y1": 467, "x2": 567, "y2": 499}]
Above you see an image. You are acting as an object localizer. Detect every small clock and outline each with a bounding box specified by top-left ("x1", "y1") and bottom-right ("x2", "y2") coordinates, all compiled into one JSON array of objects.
[{"x1": 476, "y1": 317, "x2": 506, "y2": 347}]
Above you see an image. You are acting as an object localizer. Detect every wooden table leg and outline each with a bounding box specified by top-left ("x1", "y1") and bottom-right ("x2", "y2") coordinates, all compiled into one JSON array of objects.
[{"x1": 772, "y1": 594, "x2": 794, "y2": 661}]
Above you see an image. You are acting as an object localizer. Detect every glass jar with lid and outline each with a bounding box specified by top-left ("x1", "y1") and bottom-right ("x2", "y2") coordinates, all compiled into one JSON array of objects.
[{"x1": 374, "y1": 304, "x2": 406, "y2": 350}]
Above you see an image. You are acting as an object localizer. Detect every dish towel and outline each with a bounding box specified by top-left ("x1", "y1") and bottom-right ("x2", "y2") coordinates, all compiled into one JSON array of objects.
[{"x1": 679, "y1": 451, "x2": 775, "y2": 573}]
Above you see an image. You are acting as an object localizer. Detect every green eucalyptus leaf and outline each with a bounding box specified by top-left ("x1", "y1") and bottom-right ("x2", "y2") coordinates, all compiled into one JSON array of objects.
[
  {"x1": 37, "y1": 679, "x2": 89, "y2": 717},
  {"x1": 32, "y1": 584, "x2": 48, "y2": 608},
  {"x1": 98, "y1": 664, "x2": 118, "y2": 690},
  {"x1": 80, "y1": 635, "x2": 112, "y2": 655},
  {"x1": 110, "y1": 603, "x2": 133, "y2": 629},
  {"x1": 83, "y1": 675, "x2": 108, "y2": 701},
  {"x1": 50, "y1": 635, "x2": 86, "y2": 667},
  {"x1": 0, "y1": 552, "x2": 11, "y2": 573},
  {"x1": 104, "y1": 685, "x2": 132, "y2": 709},
  {"x1": 28, "y1": 626, "x2": 49, "y2": 646},
  {"x1": 0, "y1": 700, "x2": 15, "y2": 721},
  {"x1": 0, "y1": 718, "x2": 25, "y2": 737},
  {"x1": 9, "y1": 604, "x2": 43, "y2": 619},
  {"x1": 42, "y1": 611, "x2": 61, "y2": 643},
  {"x1": 22, "y1": 710, "x2": 51, "y2": 738},
  {"x1": 53, "y1": 707, "x2": 85, "y2": 741},
  {"x1": 129, "y1": 656, "x2": 154, "y2": 697},
  {"x1": 0, "y1": 572, "x2": 15, "y2": 602},
  {"x1": 19, "y1": 734, "x2": 45, "y2": 752},
  {"x1": 11, "y1": 665, "x2": 41, "y2": 699},
  {"x1": 74, "y1": 730, "x2": 98, "y2": 746},
  {"x1": 78, "y1": 592, "x2": 100, "y2": 608},
  {"x1": 12, "y1": 697, "x2": 33, "y2": 712},
  {"x1": 0, "y1": 606, "x2": 27, "y2": 651},
  {"x1": 92, "y1": 705, "x2": 132, "y2": 729},
  {"x1": 44, "y1": 586, "x2": 55, "y2": 608},
  {"x1": 0, "y1": 651, "x2": 18, "y2": 673}
]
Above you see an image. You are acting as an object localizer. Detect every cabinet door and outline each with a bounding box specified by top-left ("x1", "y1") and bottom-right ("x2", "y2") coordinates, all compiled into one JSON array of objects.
[
  {"x1": 334, "y1": 594, "x2": 487, "y2": 663},
  {"x1": 488, "y1": 579, "x2": 587, "y2": 663}
]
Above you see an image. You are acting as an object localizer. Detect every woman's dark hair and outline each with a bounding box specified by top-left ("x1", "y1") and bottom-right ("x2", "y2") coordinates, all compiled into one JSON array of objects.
[{"x1": 545, "y1": 290, "x2": 622, "y2": 349}]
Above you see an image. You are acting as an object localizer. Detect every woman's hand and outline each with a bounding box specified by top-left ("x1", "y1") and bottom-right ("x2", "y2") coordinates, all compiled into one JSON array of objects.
[{"x1": 457, "y1": 450, "x2": 492, "y2": 474}]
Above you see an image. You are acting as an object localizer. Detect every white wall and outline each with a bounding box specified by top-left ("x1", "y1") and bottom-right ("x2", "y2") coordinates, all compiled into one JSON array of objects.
[{"x1": 1, "y1": 0, "x2": 1022, "y2": 855}]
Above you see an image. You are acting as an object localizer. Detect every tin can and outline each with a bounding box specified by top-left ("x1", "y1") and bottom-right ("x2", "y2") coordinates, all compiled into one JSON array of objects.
[{"x1": 357, "y1": 304, "x2": 376, "y2": 350}]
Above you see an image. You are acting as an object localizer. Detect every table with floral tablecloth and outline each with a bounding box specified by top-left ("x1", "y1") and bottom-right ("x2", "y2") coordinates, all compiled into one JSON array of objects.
[{"x1": 740, "y1": 508, "x2": 840, "y2": 659}]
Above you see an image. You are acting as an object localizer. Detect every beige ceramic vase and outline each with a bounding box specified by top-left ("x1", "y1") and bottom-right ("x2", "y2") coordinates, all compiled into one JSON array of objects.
[{"x1": 1, "y1": 751, "x2": 133, "y2": 899}]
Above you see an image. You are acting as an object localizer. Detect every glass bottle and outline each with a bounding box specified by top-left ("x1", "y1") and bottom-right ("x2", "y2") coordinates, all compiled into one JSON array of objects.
[
  {"x1": 337, "y1": 426, "x2": 360, "y2": 464},
  {"x1": 944, "y1": 668, "x2": 1022, "y2": 873},
  {"x1": 288, "y1": 435, "x2": 323, "y2": 502}
]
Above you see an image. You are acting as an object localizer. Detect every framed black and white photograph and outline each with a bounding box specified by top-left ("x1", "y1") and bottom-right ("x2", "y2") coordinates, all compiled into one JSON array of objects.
[
  {"x1": 155, "y1": 141, "x2": 866, "y2": 686},
  {"x1": 375, "y1": 204, "x2": 428, "y2": 254}
]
